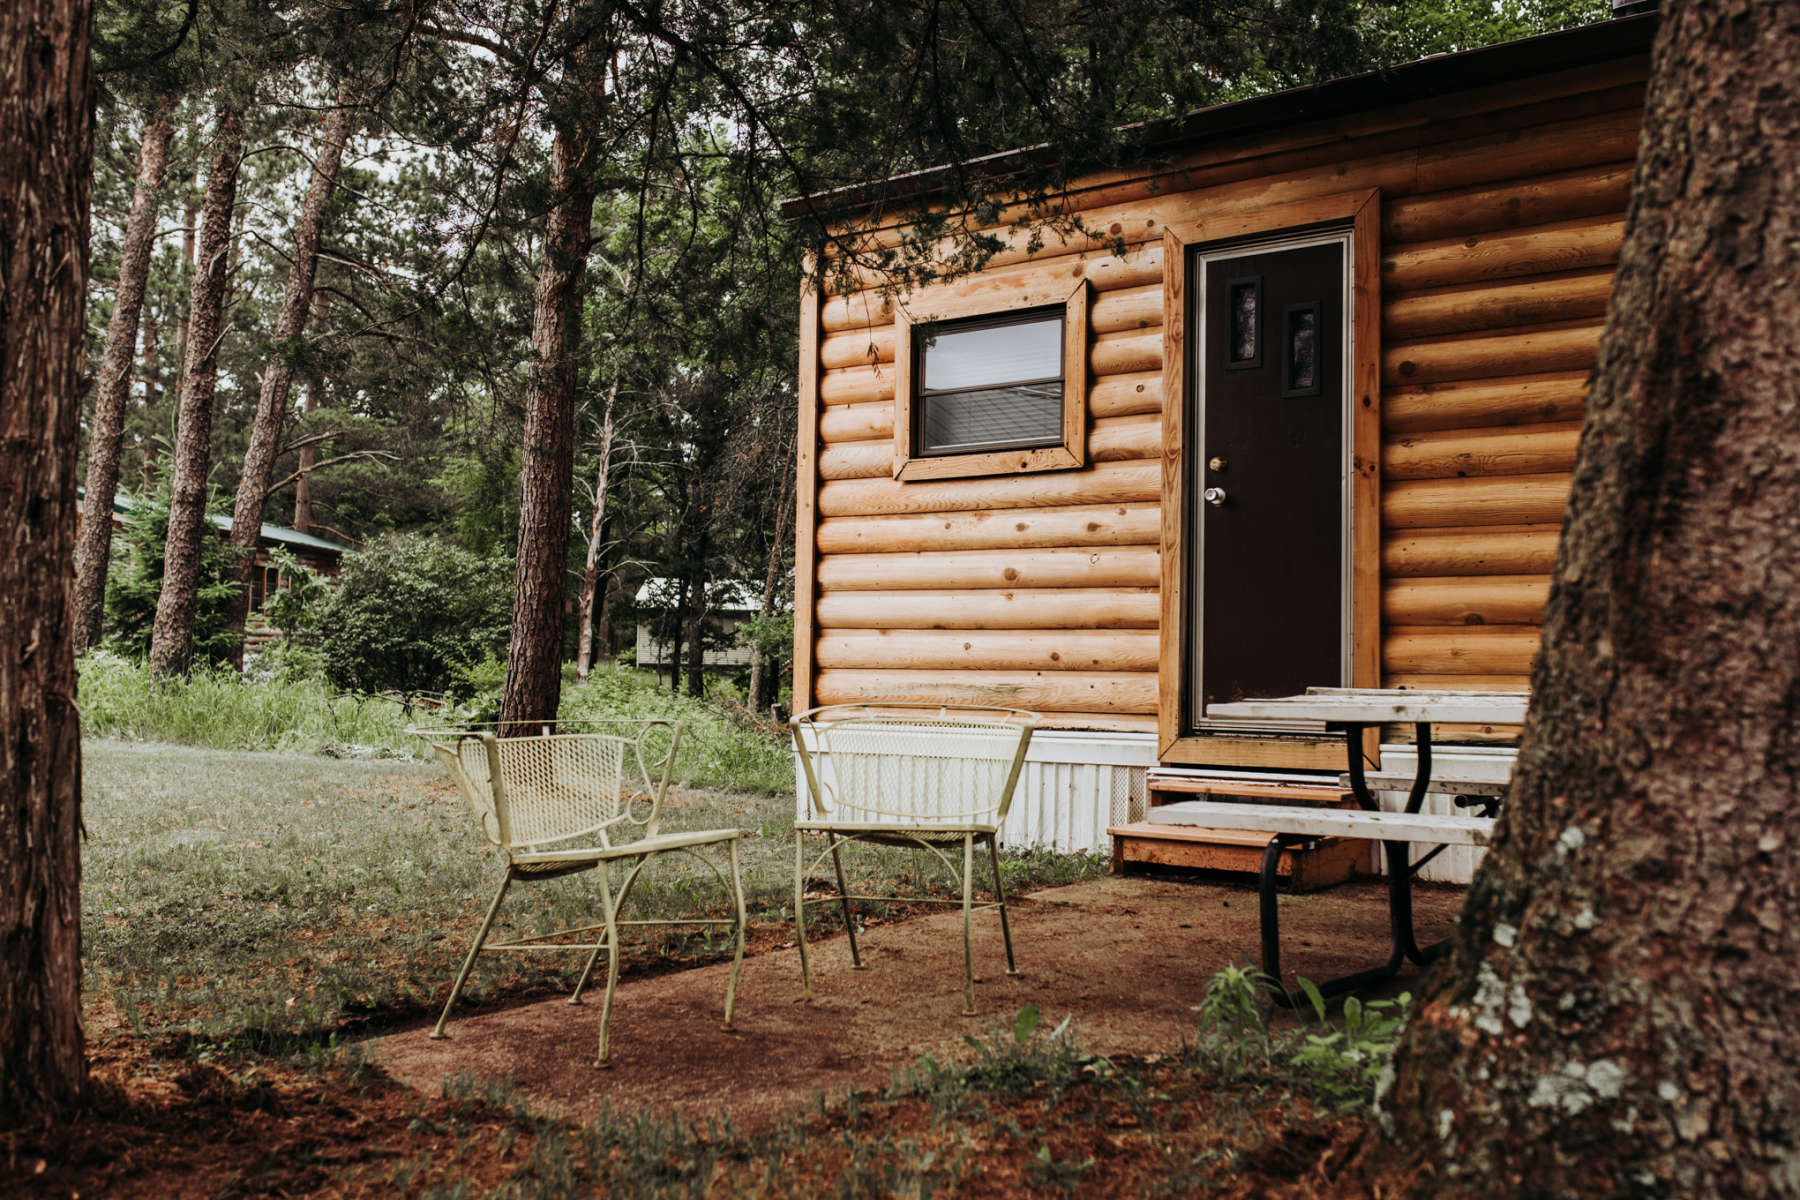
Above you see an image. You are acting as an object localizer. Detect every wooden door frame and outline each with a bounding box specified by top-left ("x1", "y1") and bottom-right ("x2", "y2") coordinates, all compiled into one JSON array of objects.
[{"x1": 1158, "y1": 189, "x2": 1381, "y2": 768}]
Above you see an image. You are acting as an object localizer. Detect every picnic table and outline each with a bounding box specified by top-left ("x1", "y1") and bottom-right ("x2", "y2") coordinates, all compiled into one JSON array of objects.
[{"x1": 1184, "y1": 687, "x2": 1527, "y2": 1003}]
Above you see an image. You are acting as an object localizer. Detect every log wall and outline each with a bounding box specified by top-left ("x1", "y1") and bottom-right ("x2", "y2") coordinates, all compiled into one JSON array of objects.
[{"x1": 796, "y1": 56, "x2": 1647, "y2": 736}]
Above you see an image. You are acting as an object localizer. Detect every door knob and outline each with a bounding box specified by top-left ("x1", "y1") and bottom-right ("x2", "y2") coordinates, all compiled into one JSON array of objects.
[{"x1": 1203, "y1": 486, "x2": 1227, "y2": 507}]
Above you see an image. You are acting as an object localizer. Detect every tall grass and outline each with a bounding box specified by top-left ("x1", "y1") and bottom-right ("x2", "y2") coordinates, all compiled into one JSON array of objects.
[
  {"x1": 77, "y1": 652, "x2": 794, "y2": 791},
  {"x1": 78, "y1": 650, "x2": 418, "y2": 755}
]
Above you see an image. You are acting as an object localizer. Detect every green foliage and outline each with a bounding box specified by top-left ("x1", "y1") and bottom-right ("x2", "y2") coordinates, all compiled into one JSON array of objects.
[
  {"x1": 1191, "y1": 964, "x2": 1412, "y2": 1111},
  {"x1": 734, "y1": 609, "x2": 793, "y2": 674},
  {"x1": 260, "y1": 547, "x2": 330, "y2": 636},
  {"x1": 102, "y1": 497, "x2": 244, "y2": 666},
  {"x1": 317, "y1": 534, "x2": 512, "y2": 697},
  {"x1": 78, "y1": 650, "x2": 419, "y2": 755},
  {"x1": 559, "y1": 664, "x2": 795, "y2": 794}
]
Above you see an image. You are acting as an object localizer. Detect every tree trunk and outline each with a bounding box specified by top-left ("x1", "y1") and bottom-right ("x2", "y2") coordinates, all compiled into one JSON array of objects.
[
  {"x1": 148, "y1": 109, "x2": 243, "y2": 677},
  {"x1": 683, "y1": 538, "x2": 709, "y2": 699},
  {"x1": 1379, "y1": 4, "x2": 1800, "y2": 1194},
  {"x1": 0, "y1": 0, "x2": 93, "y2": 1122},
  {"x1": 574, "y1": 381, "x2": 618, "y2": 682},
  {"x1": 139, "y1": 302, "x2": 161, "y2": 488},
  {"x1": 747, "y1": 461, "x2": 793, "y2": 713},
  {"x1": 291, "y1": 294, "x2": 328, "y2": 533},
  {"x1": 73, "y1": 108, "x2": 172, "y2": 655},
  {"x1": 498, "y1": 117, "x2": 598, "y2": 725},
  {"x1": 223, "y1": 105, "x2": 354, "y2": 664}
]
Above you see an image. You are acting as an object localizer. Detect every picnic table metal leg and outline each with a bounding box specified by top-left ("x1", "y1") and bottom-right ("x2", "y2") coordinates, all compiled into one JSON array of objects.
[
  {"x1": 1262, "y1": 722, "x2": 1442, "y2": 1006},
  {"x1": 1261, "y1": 833, "x2": 1407, "y2": 1007}
]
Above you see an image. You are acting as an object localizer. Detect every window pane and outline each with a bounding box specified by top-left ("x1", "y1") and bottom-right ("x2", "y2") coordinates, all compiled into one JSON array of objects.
[
  {"x1": 922, "y1": 382, "x2": 1063, "y2": 454},
  {"x1": 921, "y1": 314, "x2": 1061, "y2": 391}
]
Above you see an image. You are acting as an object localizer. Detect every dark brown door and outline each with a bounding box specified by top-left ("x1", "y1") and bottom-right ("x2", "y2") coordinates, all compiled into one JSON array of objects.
[{"x1": 1196, "y1": 238, "x2": 1346, "y2": 713}]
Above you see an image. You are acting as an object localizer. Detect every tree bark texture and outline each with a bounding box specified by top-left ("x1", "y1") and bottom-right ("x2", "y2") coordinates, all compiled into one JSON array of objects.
[
  {"x1": 748, "y1": 462, "x2": 793, "y2": 713},
  {"x1": 575, "y1": 381, "x2": 617, "y2": 682},
  {"x1": 149, "y1": 110, "x2": 243, "y2": 677},
  {"x1": 499, "y1": 119, "x2": 598, "y2": 725},
  {"x1": 73, "y1": 109, "x2": 172, "y2": 655},
  {"x1": 291, "y1": 294, "x2": 329, "y2": 533},
  {"x1": 0, "y1": 0, "x2": 93, "y2": 1121},
  {"x1": 223, "y1": 105, "x2": 354, "y2": 660},
  {"x1": 1379, "y1": 5, "x2": 1800, "y2": 1195}
]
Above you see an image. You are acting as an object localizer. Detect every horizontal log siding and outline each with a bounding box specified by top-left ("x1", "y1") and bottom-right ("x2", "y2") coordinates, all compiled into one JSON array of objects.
[{"x1": 799, "y1": 63, "x2": 1643, "y2": 724}]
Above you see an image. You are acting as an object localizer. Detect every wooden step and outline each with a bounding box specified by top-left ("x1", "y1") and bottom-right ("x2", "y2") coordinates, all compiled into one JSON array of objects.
[{"x1": 1107, "y1": 821, "x2": 1369, "y2": 892}]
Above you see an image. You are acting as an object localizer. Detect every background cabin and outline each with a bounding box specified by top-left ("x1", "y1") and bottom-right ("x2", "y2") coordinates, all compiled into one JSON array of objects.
[
  {"x1": 634, "y1": 578, "x2": 767, "y2": 671},
  {"x1": 787, "y1": 14, "x2": 1656, "y2": 872}
]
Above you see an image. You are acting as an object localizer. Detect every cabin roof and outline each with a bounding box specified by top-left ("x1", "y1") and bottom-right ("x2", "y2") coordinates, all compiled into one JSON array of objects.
[
  {"x1": 635, "y1": 577, "x2": 780, "y2": 613},
  {"x1": 88, "y1": 487, "x2": 350, "y2": 556},
  {"x1": 778, "y1": 12, "x2": 1658, "y2": 224}
]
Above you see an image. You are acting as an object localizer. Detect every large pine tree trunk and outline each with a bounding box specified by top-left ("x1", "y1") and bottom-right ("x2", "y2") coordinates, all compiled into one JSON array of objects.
[
  {"x1": 148, "y1": 109, "x2": 243, "y2": 677},
  {"x1": 0, "y1": 0, "x2": 93, "y2": 1121},
  {"x1": 1378, "y1": 4, "x2": 1800, "y2": 1193},
  {"x1": 499, "y1": 118, "x2": 598, "y2": 725},
  {"x1": 73, "y1": 108, "x2": 172, "y2": 655},
  {"x1": 291, "y1": 294, "x2": 328, "y2": 532},
  {"x1": 222, "y1": 105, "x2": 354, "y2": 664},
  {"x1": 574, "y1": 381, "x2": 618, "y2": 682}
]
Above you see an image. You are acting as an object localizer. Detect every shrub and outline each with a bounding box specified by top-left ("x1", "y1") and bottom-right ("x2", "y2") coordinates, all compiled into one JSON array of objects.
[
  {"x1": 317, "y1": 535, "x2": 511, "y2": 696},
  {"x1": 102, "y1": 496, "x2": 243, "y2": 665}
]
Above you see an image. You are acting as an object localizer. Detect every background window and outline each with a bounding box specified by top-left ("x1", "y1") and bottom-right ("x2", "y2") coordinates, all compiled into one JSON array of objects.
[{"x1": 915, "y1": 310, "x2": 1064, "y2": 456}]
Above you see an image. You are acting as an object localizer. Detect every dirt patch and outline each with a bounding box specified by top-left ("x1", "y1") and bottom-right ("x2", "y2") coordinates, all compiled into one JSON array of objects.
[{"x1": 370, "y1": 874, "x2": 1461, "y2": 1130}]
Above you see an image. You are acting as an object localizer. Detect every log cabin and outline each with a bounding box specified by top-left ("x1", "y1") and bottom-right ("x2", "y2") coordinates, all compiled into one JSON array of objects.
[{"x1": 783, "y1": 10, "x2": 1657, "y2": 880}]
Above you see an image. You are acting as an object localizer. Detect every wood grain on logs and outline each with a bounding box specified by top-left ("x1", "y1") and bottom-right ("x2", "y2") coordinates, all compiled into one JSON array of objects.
[
  {"x1": 1383, "y1": 321, "x2": 1600, "y2": 387},
  {"x1": 1383, "y1": 371, "x2": 1588, "y2": 434},
  {"x1": 1090, "y1": 330, "x2": 1162, "y2": 375},
  {"x1": 1090, "y1": 371, "x2": 1163, "y2": 418},
  {"x1": 816, "y1": 502, "x2": 1161, "y2": 555},
  {"x1": 1384, "y1": 267, "x2": 1613, "y2": 339},
  {"x1": 1090, "y1": 413, "x2": 1161, "y2": 462},
  {"x1": 1383, "y1": 421, "x2": 1582, "y2": 480},
  {"x1": 819, "y1": 460, "x2": 1159, "y2": 517},
  {"x1": 1381, "y1": 160, "x2": 1634, "y2": 244},
  {"x1": 1383, "y1": 474, "x2": 1573, "y2": 529},
  {"x1": 1382, "y1": 525, "x2": 1562, "y2": 576},
  {"x1": 815, "y1": 587, "x2": 1159, "y2": 630},
  {"x1": 813, "y1": 668, "x2": 1158, "y2": 714},
  {"x1": 1383, "y1": 215, "x2": 1623, "y2": 293},
  {"x1": 1382, "y1": 625, "x2": 1542, "y2": 676},
  {"x1": 816, "y1": 546, "x2": 1159, "y2": 591},
  {"x1": 1382, "y1": 575, "x2": 1550, "y2": 626},
  {"x1": 820, "y1": 365, "x2": 895, "y2": 406},
  {"x1": 815, "y1": 629, "x2": 1160, "y2": 672},
  {"x1": 819, "y1": 401, "x2": 894, "y2": 444}
]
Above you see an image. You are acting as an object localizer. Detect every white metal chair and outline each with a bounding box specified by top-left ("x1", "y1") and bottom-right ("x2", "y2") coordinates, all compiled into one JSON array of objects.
[
  {"x1": 416, "y1": 721, "x2": 747, "y2": 1066},
  {"x1": 789, "y1": 703, "x2": 1039, "y2": 1015}
]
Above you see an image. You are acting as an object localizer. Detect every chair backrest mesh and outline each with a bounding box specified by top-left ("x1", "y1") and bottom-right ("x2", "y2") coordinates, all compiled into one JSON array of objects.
[
  {"x1": 491, "y1": 733, "x2": 628, "y2": 848},
  {"x1": 434, "y1": 740, "x2": 503, "y2": 846},
  {"x1": 807, "y1": 714, "x2": 1031, "y2": 824}
]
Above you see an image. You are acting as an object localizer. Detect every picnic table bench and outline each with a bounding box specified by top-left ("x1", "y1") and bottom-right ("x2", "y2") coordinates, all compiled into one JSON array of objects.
[{"x1": 1156, "y1": 687, "x2": 1525, "y2": 1003}]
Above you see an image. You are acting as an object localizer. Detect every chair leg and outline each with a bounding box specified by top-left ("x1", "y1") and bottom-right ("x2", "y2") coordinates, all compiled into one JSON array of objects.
[
  {"x1": 960, "y1": 834, "x2": 977, "y2": 1016},
  {"x1": 987, "y1": 836, "x2": 1018, "y2": 976},
  {"x1": 432, "y1": 870, "x2": 513, "y2": 1039},
  {"x1": 595, "y1": 858, "x2": 622, "y2": 1068},
  {"x1": 572, "y1": 858, "x2": 639, "y2": 1006},
  {"x1": 828, "y1": 832, "x2": 863, "y2": 969},
  {"x1": 723, "y1": 839, "x2": 747, "y2": 1030},
  {"x1": 794, "y1": 833, "x2": 813, "y2": 1002}
]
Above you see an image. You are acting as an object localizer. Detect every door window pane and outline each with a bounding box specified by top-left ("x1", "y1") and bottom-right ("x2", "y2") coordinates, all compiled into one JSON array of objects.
[{"x1": 1283, "y1": 301, "x2": 1322, "y2": 397}]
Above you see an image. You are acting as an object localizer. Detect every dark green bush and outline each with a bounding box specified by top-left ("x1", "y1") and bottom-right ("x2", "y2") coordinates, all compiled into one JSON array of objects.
[
  {"x1": 317, "y1": 535, "x2": 511, "y2": 695},
  {"x1": 103, "y1": 498, "x2": 244, "y2": 666}
]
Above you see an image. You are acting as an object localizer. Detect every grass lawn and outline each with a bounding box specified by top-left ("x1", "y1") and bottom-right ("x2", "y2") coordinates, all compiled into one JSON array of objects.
[
  {"x1": 81, "y1": 739, "x2": 1106, "y2": 1056},
  {"x1": 47, "y1": 739, "x2": 1398, "y2": 1198}
]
